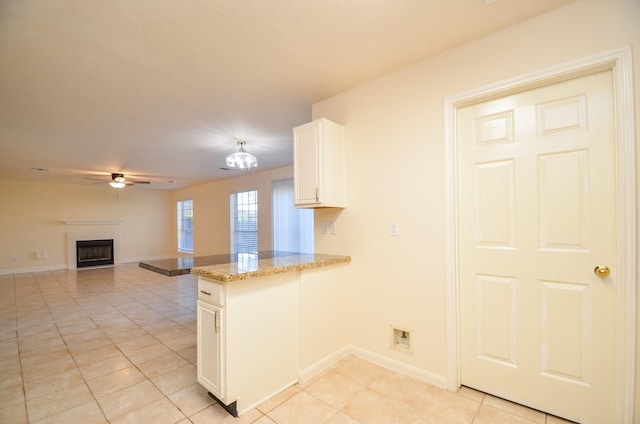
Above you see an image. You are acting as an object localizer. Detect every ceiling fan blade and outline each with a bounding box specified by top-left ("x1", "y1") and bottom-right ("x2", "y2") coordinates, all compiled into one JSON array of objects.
[{"x1": 83, "y1": 173, "x2": 155, "y2": 186}]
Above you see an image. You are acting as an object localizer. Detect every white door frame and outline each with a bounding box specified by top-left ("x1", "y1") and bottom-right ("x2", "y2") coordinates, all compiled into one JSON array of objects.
[{"x1": 444, "y1": 46, "x2": 636, "y2": 422}]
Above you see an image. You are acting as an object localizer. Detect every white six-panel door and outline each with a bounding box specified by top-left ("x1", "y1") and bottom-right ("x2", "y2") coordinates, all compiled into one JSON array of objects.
[{"x1": 458, "y1": 70, "x2": 617, "y2": 423}]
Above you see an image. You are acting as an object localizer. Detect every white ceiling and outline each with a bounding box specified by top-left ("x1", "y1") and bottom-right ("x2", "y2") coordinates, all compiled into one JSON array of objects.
[{"x1": 0, "y1": 0, "x2": 573, "y2": 189}]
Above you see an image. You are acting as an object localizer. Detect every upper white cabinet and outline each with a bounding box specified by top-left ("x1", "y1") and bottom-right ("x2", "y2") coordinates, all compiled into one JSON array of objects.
[{"x1": 293, "y1": 118, "x2": 345, "y2": 208}]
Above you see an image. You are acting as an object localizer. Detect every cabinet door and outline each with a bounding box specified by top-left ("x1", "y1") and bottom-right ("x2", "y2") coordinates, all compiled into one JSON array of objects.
[
  {"x1": 197, "y1": 300, "x2": 224, "y2": 399},
  {"x1": 294, "y1": 118, "x2": 345, "y2": 208},
  {"x1": 294, "y1": 121, "x2": 321, "y2": 206}
]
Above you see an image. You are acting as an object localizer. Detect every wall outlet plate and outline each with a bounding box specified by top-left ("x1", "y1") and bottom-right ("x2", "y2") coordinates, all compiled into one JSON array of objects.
[{"x1": 389, "y1": 221, "x2": 399, "y2": 237}]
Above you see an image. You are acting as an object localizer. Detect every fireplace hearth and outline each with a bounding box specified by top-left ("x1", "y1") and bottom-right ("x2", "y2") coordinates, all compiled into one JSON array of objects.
[{"x1": 76, "y1": 239, "x2": 114, "y2": 268}]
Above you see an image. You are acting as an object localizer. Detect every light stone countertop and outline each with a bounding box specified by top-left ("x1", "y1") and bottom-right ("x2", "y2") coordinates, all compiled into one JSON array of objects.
[{"x1": 190, "y1": 252, "x2": 351, "y2": 282}]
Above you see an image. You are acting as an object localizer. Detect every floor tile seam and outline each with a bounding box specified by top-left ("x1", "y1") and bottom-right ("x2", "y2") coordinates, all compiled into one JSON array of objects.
[
  {"x1": 360, "y1": 383, "x2": 435, "y2": 423},
  {"x1": 24, "y1": 381, "x2": 101, "y2": 424},
  {"x1": 293, "y1": 385, "x2": 342, "y2": 417},
  {"x1": 113, "y1": 315, "x2": 196, "y2": 358},
  {"x1": 14, "y1": 278, "x2": 65, "y2": 421},
  {"x1": 170, "y1": 399, "x2": 202, "y2": 420},
  {"x1": 85, "y1": 366, "x2": 149, "y2": 401},
  {"x1": 71, "y1": 350, "x2": 140, "y2": 423},
  {"x1": 363, "y1": 381, "x2": 430, "y2": 408},
  {"x1": 479, "y1": 395, "x2": 549, "y2": 423},
  {"x1": 98, "y1": 377, "x2": 175, "y2": 422},
  {"x1": 52, "y1": 313, "x2": 150, "y2": 424},
  {"x1": 86, "y1": 319, "x2": 192, "y2": 396},
  {"x1": 0, "y1": 366, "x2": 27, "y2": 409},
  {"x1": 476, "y1": 403, "x2": 547, "y2": 424},
  {"x1": 4, "y1": 279, "x2": 19, "y2": 357}
]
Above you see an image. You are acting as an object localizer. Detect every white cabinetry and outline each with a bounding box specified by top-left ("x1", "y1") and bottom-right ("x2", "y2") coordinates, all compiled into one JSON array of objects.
[
  {"x1": 196, "y1": 300, "x2": 223, "y2": 399},
  {"x1": 196, "y1": 279, "x2": 225, "y2": 403},
  {"x1": 293, "y1": 118, "x2": 345, "y2": 208},
  {"x1": 196, "y1": 273, "x2": 299, "y2": 416}
]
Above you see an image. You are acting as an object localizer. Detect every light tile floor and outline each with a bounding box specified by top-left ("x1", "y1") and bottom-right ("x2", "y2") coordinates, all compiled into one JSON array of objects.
[{"x1": 0, "y1": 264, "x2": 576, "y2": 424}]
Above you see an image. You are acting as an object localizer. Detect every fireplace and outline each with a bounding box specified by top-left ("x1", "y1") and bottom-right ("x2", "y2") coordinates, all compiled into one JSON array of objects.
[
  {"x1": 76, "y1": 239, "x2": 114, "y2": 268},
  {"x1": 66, "y1": 228, "x2": 121, "y2": 270}
]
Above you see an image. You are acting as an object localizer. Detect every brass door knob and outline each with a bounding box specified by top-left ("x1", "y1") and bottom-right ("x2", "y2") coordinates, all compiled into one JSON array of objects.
[{"x1": 594, "y1": 266, "x2": 611, "y2": 278}]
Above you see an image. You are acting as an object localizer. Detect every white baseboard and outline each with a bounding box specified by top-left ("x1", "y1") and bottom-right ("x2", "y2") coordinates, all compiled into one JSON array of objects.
[
  {"x1": 0, "y1": 264, "x2": 68, "y2": 276},
  {"x1": 349, "y1": 345, "x2": 449, "y2": 389},
  {"x1": 0, "y1": 255, "x2": 174, "y2": 276},
  {"x1": 238, "y1": 378, "x2": 299, "y2": 417},
  {"x1": 297, "y1": 344, "x2": 449, "y2": 390},
  {"x1": 298, "y1": 345, "x2": 352, "y2": 384}
]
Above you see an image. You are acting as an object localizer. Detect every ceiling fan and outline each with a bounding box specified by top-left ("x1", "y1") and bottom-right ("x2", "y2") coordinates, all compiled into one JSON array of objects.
[{"x1": 84, "y1": 173, "x2": 151, "y2": 188}]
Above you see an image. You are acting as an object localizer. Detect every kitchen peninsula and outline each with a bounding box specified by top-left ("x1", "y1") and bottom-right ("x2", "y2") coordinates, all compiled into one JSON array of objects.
[{"x1": 190, "y1": 251, "x2": 351, "y2": 417}]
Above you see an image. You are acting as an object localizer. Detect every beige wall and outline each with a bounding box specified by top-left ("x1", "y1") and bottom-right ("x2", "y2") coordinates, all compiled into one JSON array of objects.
[
  {"x1": 1, "y1": 0, "x2": 637, "y2": 417},
  {"x1": 311, "y1": 0, "x2": 640, "y2": 417},
  {"x1": 170, "y1": 166, "x2": 294, "y2": 256},
  {"x1": 0, "y1": 180, "x2": 173, "y2": 273}
]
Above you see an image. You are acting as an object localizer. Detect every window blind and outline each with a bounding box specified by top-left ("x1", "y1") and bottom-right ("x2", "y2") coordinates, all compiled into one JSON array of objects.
[
  {"x1": 230, "y1": 190, "x2": 258, "y2": 254},
  {"x1": 177, "y1": 200, "x2": 193, "y2": 253}
]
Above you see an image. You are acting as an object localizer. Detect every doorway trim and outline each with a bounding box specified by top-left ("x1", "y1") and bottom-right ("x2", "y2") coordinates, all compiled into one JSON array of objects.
[{"x1": 444, "y1": 46, "x2": 636, "y2": 422}]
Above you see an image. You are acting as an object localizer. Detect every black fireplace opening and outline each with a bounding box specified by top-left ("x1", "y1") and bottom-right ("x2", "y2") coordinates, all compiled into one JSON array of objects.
[{"x1": 76, "y1": 239, "x2": 114, "y2": 268}]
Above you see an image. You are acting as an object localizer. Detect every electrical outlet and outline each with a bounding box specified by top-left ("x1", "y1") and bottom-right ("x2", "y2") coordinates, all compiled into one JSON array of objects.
[
  {"x1": 323, "y1": 222, "x2": 336, "y2": 235},
  {"x1": 389, "y1": 221, "x2": 399, "y2": 237}
]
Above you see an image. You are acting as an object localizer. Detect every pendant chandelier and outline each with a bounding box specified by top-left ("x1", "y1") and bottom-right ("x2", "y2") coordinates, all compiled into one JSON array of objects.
[{"x1": 226, "y1": 140, "x2": 258, "y2": 170}]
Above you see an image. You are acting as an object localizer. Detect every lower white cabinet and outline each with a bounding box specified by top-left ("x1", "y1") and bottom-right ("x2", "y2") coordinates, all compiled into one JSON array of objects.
[
  {"x1": 196, "y1": 273, "x2": 299, "y2": 416},
  {"x1": 196, "y1": 300, "x2": 223, "y2": 400}
]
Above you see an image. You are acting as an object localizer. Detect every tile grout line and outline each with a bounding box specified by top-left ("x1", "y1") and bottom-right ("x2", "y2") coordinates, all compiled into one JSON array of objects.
[{"x1": 12, "y1": 274, "x2": 30, "y2": 424}]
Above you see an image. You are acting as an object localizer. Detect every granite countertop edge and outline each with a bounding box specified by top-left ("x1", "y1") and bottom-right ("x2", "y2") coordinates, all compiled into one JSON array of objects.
[{"x1": 190, "y1": 253, "x2": 351, "y2": 282}]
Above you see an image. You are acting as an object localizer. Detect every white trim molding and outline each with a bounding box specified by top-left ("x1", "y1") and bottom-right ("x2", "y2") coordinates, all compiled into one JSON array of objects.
[
  {"x1": 297, "y1": 344, "x2": 449, "y2": 389},
  {"x1": 297, "y1": 345, "x2": 352, "y2": 385},
  {"x1": 63, "y1": 220, "x2": 123, "y2": 225},
  {"x1": 349, "y1": 345, "x2": 449, "y2": 388},
  {"x1": 0, "y1": 264, "x2": 67, "y2": 276},
  {"x1": 444, "y1": 46, "x2": 636, "y2": 423}
]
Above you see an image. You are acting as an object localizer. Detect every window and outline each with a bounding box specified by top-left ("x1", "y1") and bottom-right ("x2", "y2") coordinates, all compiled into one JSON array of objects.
[
  {"x1": 230, "y1": 190, "x2": 258, "y2": 255},
  {"x1": 177, "y1": 200, "x2": 193, "y2": 253},
  {"x1": 272, "y1": 179, "x2": 314, "y2": 253}
]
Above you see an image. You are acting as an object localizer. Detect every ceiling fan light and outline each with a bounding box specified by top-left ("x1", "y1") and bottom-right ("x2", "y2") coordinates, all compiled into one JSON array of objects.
[
  {"x1": 225, "y1": 141, "x2": 258, "y2": 170},
  {"x1": 109, "y1": 181, "x2": 126, "y2": 188}
]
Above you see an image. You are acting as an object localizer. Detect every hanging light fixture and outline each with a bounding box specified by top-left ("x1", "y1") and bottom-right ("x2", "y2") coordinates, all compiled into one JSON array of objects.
[
  {"x1": 109, "y1": 173, "x2": 126, "y2": 188},
  {"x1": 226, "y1": 140, "x2": 258, "y2": 170}
]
